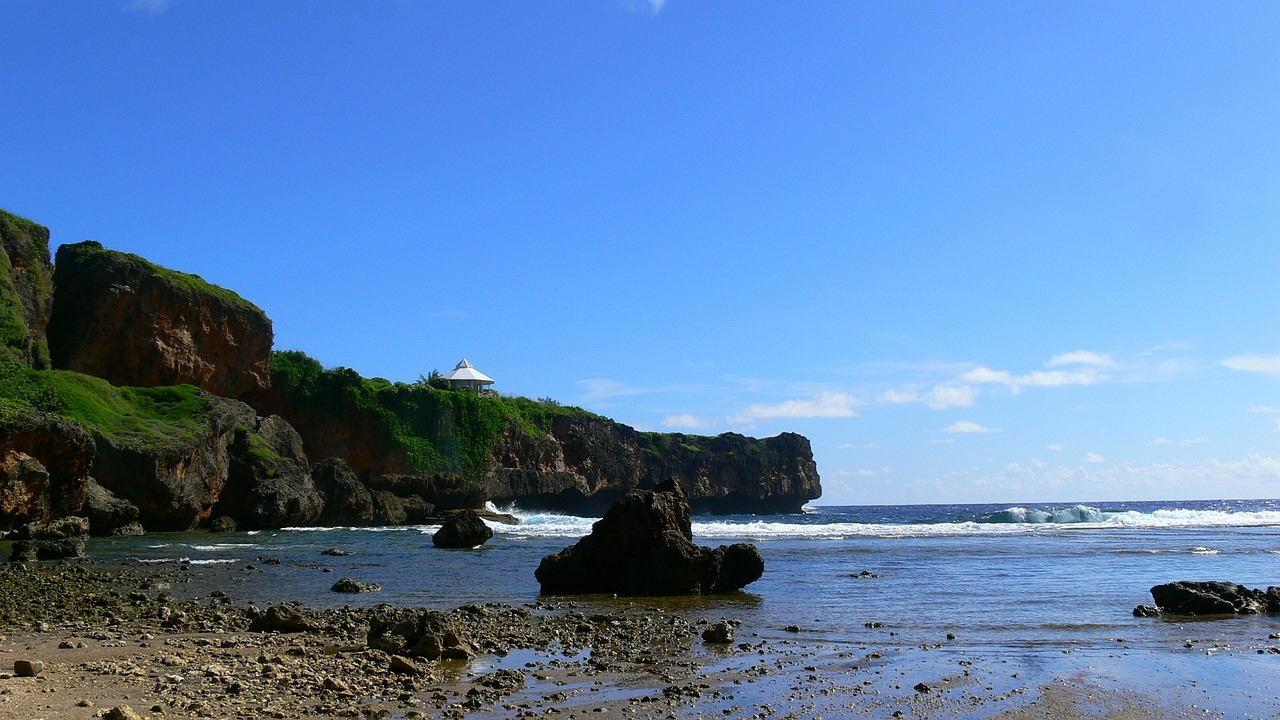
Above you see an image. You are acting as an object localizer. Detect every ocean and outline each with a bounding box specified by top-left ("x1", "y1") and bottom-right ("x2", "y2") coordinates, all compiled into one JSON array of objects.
[{"x1": 86, "y1": 498, "x2": 1280, "y2": 716}]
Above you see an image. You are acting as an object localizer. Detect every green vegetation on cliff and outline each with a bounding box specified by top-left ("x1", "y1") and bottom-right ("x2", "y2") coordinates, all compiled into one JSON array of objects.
[
  {"x1": 0, "y1": 210, "x2": 53, "y2": 368},
  {"x1": 269, "y1": 350, "x2": 597, "y2": 477},
  {"x1": 56, "y1": 240, "x2": 264, "y2": 316},
  {"x1": 0, "y1": 360, "x2": 212, "y2": 452}
]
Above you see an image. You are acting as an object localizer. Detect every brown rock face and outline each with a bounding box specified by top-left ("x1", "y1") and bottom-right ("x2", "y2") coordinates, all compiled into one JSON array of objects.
[
  {"x1": 0, "y1": 210, "x2": 54, "y2": 368},
  {"x1": 0, "y1": 409, "x2": 95, "y2": 532},
  {"x1": 47, "y1": 241, "x2": 273, "y2": 398}
]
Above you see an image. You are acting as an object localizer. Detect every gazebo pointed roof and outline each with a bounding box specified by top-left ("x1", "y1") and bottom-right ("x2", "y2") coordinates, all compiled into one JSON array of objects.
[{"x1": 442, "y1": 358, "x2": 494, "y2": 384}]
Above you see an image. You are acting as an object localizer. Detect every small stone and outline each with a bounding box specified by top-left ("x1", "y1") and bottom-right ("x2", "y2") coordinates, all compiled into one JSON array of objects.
[
  {"x1": 331, "y1": 578, "x2": 381, "y2": 593},
  {"x1": 701, "y1": 621, "x2": 734, "y2": 644},
  {"x1": 321, "y1": 548, "x2": 354, "y2": 556},
  {"x1": 105, "y1": 705, "x2": 145, "y2": 720},
  {"x1": 914, "y1": 682, "x2": 932, "y2": 693},
  {"x1": 14, "y1": 659, "x2": 44, "y2": 677},
  {"x1": 784, "y1": 625, "x2": 800, "y2": 633},
  {"x1": 390, "y1": 655, "x2": 426, "y2": 676}
]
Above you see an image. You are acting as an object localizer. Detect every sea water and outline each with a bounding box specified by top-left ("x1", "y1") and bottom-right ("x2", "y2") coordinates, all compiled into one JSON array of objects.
[{"x1": 89, "y1": 498, "x2": 1280, "y2": 652}]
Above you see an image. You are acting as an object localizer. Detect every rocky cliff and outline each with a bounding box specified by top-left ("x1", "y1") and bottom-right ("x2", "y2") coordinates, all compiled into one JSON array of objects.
[
  {"x1": 47, "y1": 240, "x2": 273, "y2": 399},
  {"x1": 0, "y1": 209, "x2": 822, "y2": 533},
  {"x1": 0, "y1": 210, "x2": 54, "y2": 368},
  {"x1": 248, "y1": 351, "x2": 822, "y2": 514}
]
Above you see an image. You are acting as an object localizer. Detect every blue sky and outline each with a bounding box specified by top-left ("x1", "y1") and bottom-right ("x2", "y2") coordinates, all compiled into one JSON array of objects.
[{"x1": 3, "y1": 1, "x2": 1278, "y2": 505}]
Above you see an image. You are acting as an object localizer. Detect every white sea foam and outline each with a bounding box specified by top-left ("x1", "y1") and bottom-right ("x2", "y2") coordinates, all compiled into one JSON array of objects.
[{"x1": 189, "y1": 543, "x2": 258, "y2": 551}]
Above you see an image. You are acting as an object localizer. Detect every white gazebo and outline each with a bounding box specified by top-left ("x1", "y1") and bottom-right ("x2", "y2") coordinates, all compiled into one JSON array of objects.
[{"x1": 442, "y1": 358, "x2": 495, "y2": 392}]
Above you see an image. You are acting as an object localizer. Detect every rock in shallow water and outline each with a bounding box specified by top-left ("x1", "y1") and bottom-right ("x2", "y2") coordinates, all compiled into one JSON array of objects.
[
  {"x1": 535, "y1": 479, "x2": 764, "y2": 596},
  {"x1": 330, "y1": 578, "x2": 381, "y2": 593},
  {"x1": 1148, "y1": 581, "x2": 1280, "y2": 616},
  {"x1": 432, "y1": 509, "x2": 494, "y2": 549}
]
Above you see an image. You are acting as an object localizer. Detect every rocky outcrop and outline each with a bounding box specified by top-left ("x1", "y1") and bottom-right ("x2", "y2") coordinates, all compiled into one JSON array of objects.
[
  {"x1": 89, "y1": 395, "x2": 256, "y2": 531},
  {"x1": 81, "y1": 478, "x2": 140, "y2": 536},
  {"x1": 213, "y1": 415, "x2": 322, "y2": 530},
  {"x1": 47, "y1": 241, "x2": 273, "y2": 399},
  {"x1": 0, "y1": 409, "x2": 95, "y2": 532},
  {"x1": 249, "y1": 356, "x2": 821, "y2": 515},
  {"x1": 0, "y1": 211, "x2": 54, "y2": 368},
  {"x1": 367, "y1": 607, "x2": 475, "y2": 660},
  {"x1": 487, "y1": 418, "x2": 821, "y2": 514},
  {"x1": 535, "y1": 479, "x2": 765, "y2": 596},
  {"x1": 432, "y1": 509, "x2": 493, "y2": 549},
  {"x1": 9, "y1": 516, "x2": 90, "y2": 561},
  {"x1": 1141, "y1": 581, "x2": 1280, "y2": 616}
]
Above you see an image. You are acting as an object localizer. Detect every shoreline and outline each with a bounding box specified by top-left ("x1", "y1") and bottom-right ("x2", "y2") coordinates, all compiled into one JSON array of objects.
[{"x1": 2, "y1": 560, "x2": 1278, "y2": 719}]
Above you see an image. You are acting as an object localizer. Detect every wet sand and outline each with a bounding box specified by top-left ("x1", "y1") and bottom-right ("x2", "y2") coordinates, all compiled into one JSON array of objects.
[{"x1": 1, "y1": 560, "x2": 1277, "y2": 719}]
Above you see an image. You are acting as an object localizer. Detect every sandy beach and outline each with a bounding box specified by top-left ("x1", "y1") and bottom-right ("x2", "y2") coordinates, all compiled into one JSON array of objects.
[{"x1": 2, "y1": 559, "x2": 1277, "y2": 720}]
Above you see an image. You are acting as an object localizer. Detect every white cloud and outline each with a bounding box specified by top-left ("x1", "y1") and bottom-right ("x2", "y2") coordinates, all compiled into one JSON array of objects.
[
  {"x1": 1085, "y1": 452, "x2": 1106, "y2": 463},
  {"x1": 1048, "y1": 350, "x2": 1115, "y2": 368},
  {"x1": 729, "y1": 391, "x2": 859, "y2": 423},
  {"x1": 943, "y1": 420, "x2": 995, "y2": 434},
  {"x1": 925, "y1": 384, "x2": 976, "y2": 409},
  {"x1": 661, "y1": 413, "x2": 712, "y2": 430},
  {"x1": 1151, "y1": 437, "x2": 1173, "y2": 446},
  {"x1": 855, "y1": 469, "x2": 876, "y2": 477},
  {"x1": 1222, "y1": 354, "x2": 1280, "y2": 376},
  {"x1": 880, "y1": 388, "x2": 919, "y2": 404},
  {"x1": 1046, "y1": 443, "x2": 1065, "y2": 451},
  {"x1": 1182, "y1": 437, "x2": 1208, "y2": 446},
  {"x1": 1246, "y1": 406, "x2": 1278, "y2": 414},
  {"x1": 962, "y1": 366, "x2": 1105, "y2": 392}
]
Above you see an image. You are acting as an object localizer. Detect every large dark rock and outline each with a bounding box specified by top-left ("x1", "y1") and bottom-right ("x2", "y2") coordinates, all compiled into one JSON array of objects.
[
  {"x1": 535, "y1": 479, "x2": 764, "y2": 596},
  {"x1": 1148, "y1": 581, "x2": 1280, "y2": 616},
  {"x1": 0, "y1": 409, "x2": 95, "y2": 532},
  {"x1": 47, "y1": 240, "x2": 273, "y2": 399},
  {"x1": 432, "y1": 509, "x2": 493, "y2": 549},
  {"x1": 213, "y1": 415, "x2": 322, "y2": 529},
  {"x1": 0, "y1": 210, "x2": 54, "y2": 368},
  {"x1": 312, "y1": 457, "x2": 378, "y2": 525},
  {"x1": 9, "y1": 516, "x2": 89, "y2": 561},
  {"x1": 81, "y1": 478, "x2": 140, "y2": 536}
]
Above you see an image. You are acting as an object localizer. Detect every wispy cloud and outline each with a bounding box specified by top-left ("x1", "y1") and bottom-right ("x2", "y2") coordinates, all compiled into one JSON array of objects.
[
  {"x1": 1085, "y1": 452, "x2": 1106, "y2": 463},
  {"x1": 1048, "y1": 350, "x2": 1115, "y2": 368},
  {"x1": 879, "y1": 384, "x2": 975, "y2": 409},
  {"x1": 730, "y1": 391, "x2": 859, "y2": 423},
  {"x1": 943, "y1": 420, "x2": 995, "y2": 434},
  {"x1": 962, "y1": 365, "x2": 1106, "y2": 392},
  {"x1": 1046, "y1": 443, "x2": 1065, "y2": 451},
  {"x1": 1246, "y1": 405, "x2": 1278, "y2": 414},
  {"x1": 577, "y1": 378, "x2": 645, "y2": 401},
  {"x1": 661, "y1": 413, "x2": 714, "y2": 430},
  {"x1": 1223, "y1": 354, "x2": 1280, "y2": 376},
  {"x1": 1151, "y1": 437, "x2": 1173, "y2": 446}
]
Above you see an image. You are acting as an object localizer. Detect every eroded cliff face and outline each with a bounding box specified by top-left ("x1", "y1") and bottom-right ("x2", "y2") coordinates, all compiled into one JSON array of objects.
[
  {"x1": 0, "y1": 410, "x2": 94, "y2": 532},
  {"x1": 0, "y1": 211, "x2": 54, "y2": 368},
  {"x1": 47, "y1": 241, "x2": 273, "y2": 399}
]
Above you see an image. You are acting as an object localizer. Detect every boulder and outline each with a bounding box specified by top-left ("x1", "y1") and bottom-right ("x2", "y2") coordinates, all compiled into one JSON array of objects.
[
  {"x1": 534, "y1": 479, "x2": 764, "y2": 596},
  {"x1": 46, "y1": 240, "x2": 273, "y2": 399},
  {"x1": 209, "y1": 515, "x2": 237, "y2": 533},
  {"x1": 701, "y1": 621, "x2": 734, "y2": 644},
  {"x1": 9, "y1": 516, "x2": 90, "y2": 561},
  {"x1": 0, "y1": 209, "x2": 54, "y2": 368},
  {"x1": 13, "y1": 659, "x2": 45, "y2": 677},
  {"x1": 1148, "y1": 581, "x2": 1280, "y2": 616},
  {"x1": 81, "y1": 478, "x2": 140, "y2": 536},
  {"x1": 432, "y1": 509, "x2": 494, "y2": 549},
  {"x1": 110, "y1": 521, "x2": 145, "y2": 536},
  {"x1": 331, "y1": 578, "x2": 381, "y2": 593},
  {"x1": 249, "y1": 604, "x2": 314, "y2": 633},
  {"x1": 367, "y1": 607, "x2": 474, "y2": 660}
]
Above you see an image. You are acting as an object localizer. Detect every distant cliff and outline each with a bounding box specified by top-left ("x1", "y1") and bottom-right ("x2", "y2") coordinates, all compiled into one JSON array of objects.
[
  {"x1": 0, "y1": 210, "x2": 821, "y2": 533},
  {"x1": 246, "y1": 351, "x2": 821, "y2": 514}
]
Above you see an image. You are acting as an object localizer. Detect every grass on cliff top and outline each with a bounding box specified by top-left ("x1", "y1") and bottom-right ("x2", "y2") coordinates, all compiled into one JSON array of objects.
[
  {"x1": 271, "y1": 350, "x2": 599, "y2": 477},
  {"x1": 0, "y1": 360, "x2": 211, "y2": 452},
  {"x1": 60, "y1": 240, "x2": 265, "y2": 317}
]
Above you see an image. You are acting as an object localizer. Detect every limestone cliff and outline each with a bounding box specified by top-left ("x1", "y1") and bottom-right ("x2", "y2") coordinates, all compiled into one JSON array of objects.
[
  {"x1": 248, "y1": 351, "x2": 822, "y2": 514},
  {"x1": 47, "y1": 241, "x2": 273, "y2": 399},
  {"x1": 0, "y1": 211, "x2": 54, "y2": 368}
]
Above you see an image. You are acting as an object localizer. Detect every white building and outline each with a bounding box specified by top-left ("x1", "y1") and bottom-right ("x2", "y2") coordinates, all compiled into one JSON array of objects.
[{"x1": 442, "y1": 358, "x2": 495, "y2": 392}]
